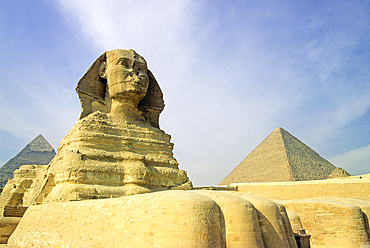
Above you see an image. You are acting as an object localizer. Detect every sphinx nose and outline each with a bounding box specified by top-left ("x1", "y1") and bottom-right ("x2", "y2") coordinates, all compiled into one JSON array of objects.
[
  {"x1": 127, "y1": 66, "x2": 139, "y2": 75},
  {"x1": 128, "y1": 70, "x2": 139, "y2": 80},
  {"x1": 126, "y1": 68, "x2": 137, "y2": 77}
]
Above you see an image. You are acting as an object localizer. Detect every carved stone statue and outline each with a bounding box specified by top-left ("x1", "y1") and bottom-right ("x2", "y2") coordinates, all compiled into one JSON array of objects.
[{"x1": 33, "y1": 49, "x2": 192, "y2": 202}]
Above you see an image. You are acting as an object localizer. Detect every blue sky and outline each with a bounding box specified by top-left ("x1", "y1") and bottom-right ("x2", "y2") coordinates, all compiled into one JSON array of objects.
[{"x1": 1, "y1": 0, "x2": 369, "y2": 186}]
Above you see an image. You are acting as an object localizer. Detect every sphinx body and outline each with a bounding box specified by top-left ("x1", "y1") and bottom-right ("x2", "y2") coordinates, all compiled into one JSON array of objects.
[{"x1": 33, "y1": 49, "x2": 192, "y2": 203}]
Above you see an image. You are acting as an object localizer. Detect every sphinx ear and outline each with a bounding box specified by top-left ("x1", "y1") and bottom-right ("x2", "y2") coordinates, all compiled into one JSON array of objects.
[{"x1": 98, "y1": 62, "x2": 107, "y2": 79}]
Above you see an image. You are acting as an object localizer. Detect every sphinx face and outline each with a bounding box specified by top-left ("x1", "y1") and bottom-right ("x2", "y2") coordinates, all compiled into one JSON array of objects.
[{"x1": 106, "y1": 49, "x2": 149, "y2": 103}]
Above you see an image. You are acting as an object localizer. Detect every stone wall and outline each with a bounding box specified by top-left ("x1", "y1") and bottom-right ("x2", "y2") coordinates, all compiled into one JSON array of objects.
[
  {"x1": 282, "y1": 199, "x2": 370, "y2": 248},
  {"x1": 2, "y1": 207, "x2": 27, "y2": 218},
  {"x1": 234, "y1": 178, "x2": 370, "y2": 247},
  {"x1": 234, "y1": 178, "x2": 370, "y2": 200}
]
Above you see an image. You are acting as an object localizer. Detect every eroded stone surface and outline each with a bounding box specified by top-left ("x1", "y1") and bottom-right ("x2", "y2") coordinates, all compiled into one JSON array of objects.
[
  {"x1": 281, "y1": 197, "x2": 370, "y2": 248},
  {"x1": 0, "y1": 165, "x2": 47, "y2": 214},
  {"x1": 31, "y1": 49, "x2": 191, "y2": 203},
  {"x1": 0, "y1": 164, "x2": 46, "y2": 244},
  {"x1": 0, "y1": 217, "x2": 21, "y2": 244},
  {"x1": 0, "y1": 135, "x2": 55, "y2": 186},
  {"x1": 8, "y1": 191, "x2": 298, "y2": 248},
  {"x1": 234, "y1": 177, "x2": 370, "y2": 200},
  {"x1": 234, "y1": 178, "x2": 370, "y2": 247}
]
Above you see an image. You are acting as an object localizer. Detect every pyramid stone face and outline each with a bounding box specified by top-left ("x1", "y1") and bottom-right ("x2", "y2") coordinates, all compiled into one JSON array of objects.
[
  {"x1": 219, "y1": 127, "x2": 346, "y2": 185},
  {"x1": 25, "y1": 134, "x2": 55, "y2": 153},
  {"x1": 0, "y1": 135, "x2": 56, "y2": 185},
  {"x1": 327, "y1": 167, "x2": 352, "y2": 178},
  {"x1": 280, "y1": 128, "x2": 337, "y2": 181}
]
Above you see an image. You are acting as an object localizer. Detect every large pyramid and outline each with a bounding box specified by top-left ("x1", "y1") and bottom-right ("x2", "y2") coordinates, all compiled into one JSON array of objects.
[
  {"x1": 219, "y1": 127, "x2": 350, "y2": 185},
  {"x1": 0, "y1": 134, "x2": 55, "y2": 185}
]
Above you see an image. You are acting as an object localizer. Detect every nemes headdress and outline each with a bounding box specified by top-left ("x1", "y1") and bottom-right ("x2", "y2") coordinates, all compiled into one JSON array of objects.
[{"x1": 75, "y1": 49, "x2": 165, "y2": 128}]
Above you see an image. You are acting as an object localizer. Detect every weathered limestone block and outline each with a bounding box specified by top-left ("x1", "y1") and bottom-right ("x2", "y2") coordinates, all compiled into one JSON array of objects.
[
  {"x1": 195, "y1": 191, "x2": 265, "y2": 247},
  {"x1": 234, "y1": 177, "x2": 370, "y2": 200},
  {"x1": 286, "y1": 210, "x2": 304, "y2": 233},
  {"x1": 196, "y1": 191, "x2": 298, "y2": 248},
  {"x1": 322, "y1": 197, "x2": 370, "y2": 239},
  {"x1": 31, "y1": 49, "x2": 192, "y2": 203},
  {"x1": 231, "y1": 192, "x2": 297, "y2": 248},
  {"x1": 281, "y1": 198, "x2": 370, "y2": 248},
  {"x1": 235, "y1": 179, "x2": 370, "y2": 247},
  {"x1": 0, "y1": 165, "x2": 47, "y2": 212},
  {"x1": 277, "y1": 205, "x2": 299, "y2": 248},
  {"x1": 0, "y1": 165, "x2": 46, "y2": 243},
  {"x1": 0, "y1": 217, "x2": 21, "y2": 244},
  {"x1": 8, "y1": 191, "x2": 298, "y2": 248}
]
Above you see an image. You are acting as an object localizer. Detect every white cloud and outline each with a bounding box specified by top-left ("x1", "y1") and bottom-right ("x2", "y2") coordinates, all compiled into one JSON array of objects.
[{"x1": 330, "y1": 144, "x2": 370, "y2": 175}]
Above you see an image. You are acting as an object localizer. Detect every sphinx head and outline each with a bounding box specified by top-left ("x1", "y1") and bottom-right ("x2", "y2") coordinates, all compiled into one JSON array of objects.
[
  {"x1": 76, "y1": 49, "x2": 165, "y2": 127},
  {"x1": 98, "y1": 49, "x2": 149, "y2": 104}
]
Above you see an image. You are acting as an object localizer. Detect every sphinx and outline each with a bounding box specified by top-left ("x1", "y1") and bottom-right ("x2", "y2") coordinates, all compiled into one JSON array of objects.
[
  {"x1": 32, "y1": 49, "x2": 192, "y2": 203},
  {"x1": 2, "y1": 50, "x2": 304, "y2": 248}
]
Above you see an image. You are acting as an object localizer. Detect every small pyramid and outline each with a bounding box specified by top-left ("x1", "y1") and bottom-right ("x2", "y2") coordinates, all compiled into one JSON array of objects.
[
  {"x1": 219, "y1": 127, "x2": 349, "y2": 185},
  {"x1": 0, "y1": 134, "x2": 55, "y2": 185}
]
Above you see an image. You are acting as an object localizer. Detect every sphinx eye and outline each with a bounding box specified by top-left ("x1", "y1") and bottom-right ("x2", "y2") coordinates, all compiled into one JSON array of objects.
[
  {"x1": 138, "y1": 67, "x2": 147, "y2": 74},
  {"x1": 117, "y1": 59, "x2": 130, "y2": 67},
  {"x1": 135, "y1": 63, "x2": 147, "y2": 73}
]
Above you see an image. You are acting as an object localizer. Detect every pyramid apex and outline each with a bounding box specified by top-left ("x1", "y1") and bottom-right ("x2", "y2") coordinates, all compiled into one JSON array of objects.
[
  {"x1": 273, "y1": 127, "x2": 286, "y2": 132},
  {"x1": 27, "y1": 134, "x2": 55, "y2": 152},
  {"x1": 0, "y1": 134, "x2": 56, "y2": 185}
]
